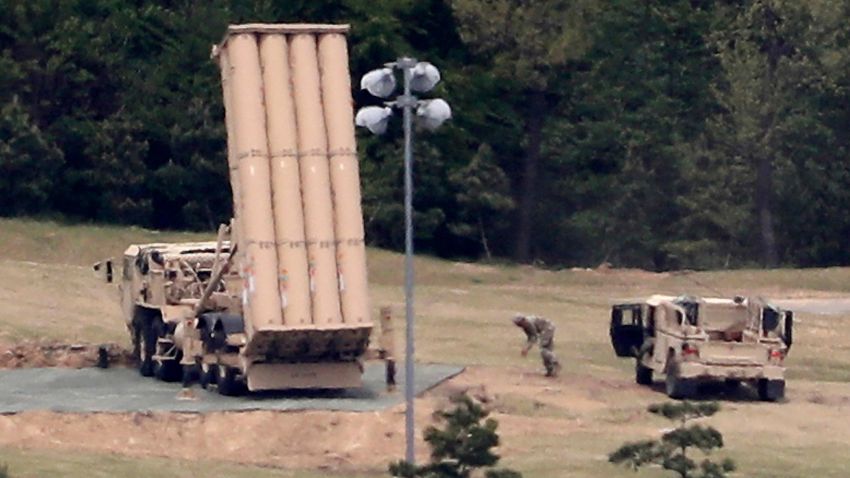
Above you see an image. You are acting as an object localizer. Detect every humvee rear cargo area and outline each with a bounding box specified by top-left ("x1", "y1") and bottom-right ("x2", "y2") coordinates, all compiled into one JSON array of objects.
[{"x1": 610, "y1": 295, "x2": 793, "y2": 401}]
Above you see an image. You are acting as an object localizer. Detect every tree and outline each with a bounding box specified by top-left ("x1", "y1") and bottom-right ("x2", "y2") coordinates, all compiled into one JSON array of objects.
[
  {"x1": 610, "y1": 401, "x2": 735, "y2": 478},
  {"x1": 695, "y1": 0, "x2": 822, "y2": 267},
  {"x1": 389, "y1": 394, "x2": 522, "y2": 478},
  {"x1": 0, "y1": 96, "x2": 63, "y2": 216},
  {"x1": 451, "y1": 0, "x2": 595, "y2": 263},
  {"x1": 448, "y1": 144, "x2": 515, "y2": 260},
  {"x1": 538, "y1": 0, "x2": 720, "y2": 269}
]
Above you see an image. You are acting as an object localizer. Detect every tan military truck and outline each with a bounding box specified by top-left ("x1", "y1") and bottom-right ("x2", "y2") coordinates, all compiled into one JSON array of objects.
[
  {"x1": 609, "y1": 295, "x2": 793, "y2": 401},
  {"x1": 99, "y1": 23, "x2": 381, "y2": 395},
  {"x1": 113, "y1": 233, "x2": 372, "y2": 395}
]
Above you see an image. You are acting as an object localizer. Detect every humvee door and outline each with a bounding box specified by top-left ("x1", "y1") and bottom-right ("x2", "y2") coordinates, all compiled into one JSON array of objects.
[{"x1": 610, "y1": 304, "x2": 644, "y2": 357}]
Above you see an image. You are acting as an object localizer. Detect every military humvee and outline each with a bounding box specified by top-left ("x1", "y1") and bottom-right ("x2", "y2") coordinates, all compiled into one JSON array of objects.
[{"x1": 609, "y1": 295, "x2": 793, "y2": 401}]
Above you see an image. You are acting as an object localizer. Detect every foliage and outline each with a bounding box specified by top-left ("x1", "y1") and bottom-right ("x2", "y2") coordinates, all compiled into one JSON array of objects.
[
  {"x1": 448, "y1": 144, "x2": 514, "y2": 259},
  {"x1": 0, "y1": 462, "x2": 8, "y2": 478},
  {"x1": 609, "y1": 401, "x2": 735, "y2": 478},
  {"x1": 2, "y1": 0, "x2": 850, "y2": 269},
  {"x1": 388, "y1": 394, "x2": 522, "y2": 478},
  {"x1": 451, "y1": 0, "x2": 596, "y2": 262}
]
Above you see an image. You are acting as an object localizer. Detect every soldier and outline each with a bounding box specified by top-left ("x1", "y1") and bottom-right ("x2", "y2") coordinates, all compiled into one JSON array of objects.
[{"x1": 512, "y1": 314, "x2": 561, "y2": 377}]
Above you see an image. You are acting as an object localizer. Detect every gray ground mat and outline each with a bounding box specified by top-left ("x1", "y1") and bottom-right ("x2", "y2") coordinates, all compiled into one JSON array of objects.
[{"x1": 0, "y1": 363, "x2": 463, "y2": 413}]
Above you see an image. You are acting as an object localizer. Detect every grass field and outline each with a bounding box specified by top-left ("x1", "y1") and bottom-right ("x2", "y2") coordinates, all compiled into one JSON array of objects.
[
  {"x1": 1, "y1": 217, "x2": 849, "y2": 477},
  {"x1": 0, "y1": 448, "x2": 378, "y2": 478}
]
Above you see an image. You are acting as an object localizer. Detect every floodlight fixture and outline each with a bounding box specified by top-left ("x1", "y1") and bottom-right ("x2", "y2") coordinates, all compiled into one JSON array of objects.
[
  {"x1": 354, "y1": 106, "x2": 393, "y2": 135},
  {"x1": 409, "y1": 61, "x2": 441, "y2": 93},
  {"x1": 354, "y1": 56, "x2": 451, "y2": 467},
  {"x1": 360, "y1": 67, "x2": 396, "y2": 98},
  {"x1": 416, "y1": 99, "x2": 452, "y2": 131}
]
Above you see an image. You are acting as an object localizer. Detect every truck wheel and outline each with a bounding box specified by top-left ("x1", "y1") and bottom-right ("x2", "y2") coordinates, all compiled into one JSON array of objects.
[
  {"x1": 217, "y1": 365, "x2": 242, "y2": 396},
  {"x1": 635, "y1": 359, "x2": 653, "y2": 386},
  {"x1": 154, "y1": 359, "x2": 183, "y2": 382},
  {"x1": 199, "y1": 363, "x2": 218, "y2": 390},
  {"x1": 758, "y1": 379, "x2": 785, "y2": 402},
  {"x1": 724, "y1": 379, "x2": 741, "y2": 392},
  {"x1": 137, "y1": 324, "x2": 155, "y2": 377},
  {"x1": 664, "y1": 359, "x2": 693, "y2": 399},
  {"x1": 181, "y1": 364, "x2": 197, "y2": 388}
]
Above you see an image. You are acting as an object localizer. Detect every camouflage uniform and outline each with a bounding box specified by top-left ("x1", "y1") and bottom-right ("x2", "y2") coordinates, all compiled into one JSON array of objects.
[{"x1": 513, "y1": 315, "x2": 561, "y2": 377}]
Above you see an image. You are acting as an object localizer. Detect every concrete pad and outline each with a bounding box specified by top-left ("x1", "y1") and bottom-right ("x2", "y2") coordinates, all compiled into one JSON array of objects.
[{"x1": 0, "y1": 363, "x2": 463, "y2": 413}]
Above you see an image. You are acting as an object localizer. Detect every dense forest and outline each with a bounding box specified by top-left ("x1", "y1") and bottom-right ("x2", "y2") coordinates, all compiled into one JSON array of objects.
[{"x1": 1, "y1": 0, "x2": 849, "y2": 270}]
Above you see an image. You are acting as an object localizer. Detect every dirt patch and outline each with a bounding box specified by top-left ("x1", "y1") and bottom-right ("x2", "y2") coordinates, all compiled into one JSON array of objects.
[
  {"x1": 0, "y1": 407, "x2": 432, "y2": 472},
  {"x1": 0, "y1": 340, "x2": 133, "y2": 369},
  {"x1": 1, "y1": 364, "x2": 850, "y2": 475},
  {"x1": 0, "y1": 365, "x2": 594, "y2": 472}
]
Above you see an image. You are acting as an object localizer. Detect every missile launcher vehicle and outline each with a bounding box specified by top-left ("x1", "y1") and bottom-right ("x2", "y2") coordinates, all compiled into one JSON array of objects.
[
  {"x1": 609, "y1": 295, "x2": 793, "y2": 401},
  {"x1": 106, "y1": 24, "x2": 376, "y2": 394}
]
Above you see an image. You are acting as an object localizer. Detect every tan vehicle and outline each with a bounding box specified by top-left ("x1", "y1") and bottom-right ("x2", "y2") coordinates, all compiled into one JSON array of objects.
[
  {"x1": 100, "y1": 23, "x2": 378, "y2": 395},
  {"x1": 609, "y1": 295, "x2": 793, "y2": 401}
]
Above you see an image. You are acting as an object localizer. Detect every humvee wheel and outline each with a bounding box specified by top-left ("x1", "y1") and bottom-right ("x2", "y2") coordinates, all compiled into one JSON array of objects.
[
  {"x1": 217, "y1": 365, "x2": 242, "y2": 396},
  {"x1": 664, "y1": 358, "x2": 693, "y2": 399},
  {"x1": 137, "y1": 324, "x2": 154, "y2": 377},
  {"x1": 758, "y1": 379, "x2": 785, "y2": 402},
  {"x1": 635, "y1": 360, "x2": 653, "y2": 386}
]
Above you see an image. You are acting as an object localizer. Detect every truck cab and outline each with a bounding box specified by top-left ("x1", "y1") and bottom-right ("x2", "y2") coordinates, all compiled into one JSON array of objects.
[{"x1": 610, "y1": 295, "x2": 793, "y2": 401}]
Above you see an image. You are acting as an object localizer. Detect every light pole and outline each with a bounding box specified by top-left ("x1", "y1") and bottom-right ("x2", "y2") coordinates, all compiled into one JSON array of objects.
[{"x1": 355, "y1": 57, "x2": 451, "y2": 465}]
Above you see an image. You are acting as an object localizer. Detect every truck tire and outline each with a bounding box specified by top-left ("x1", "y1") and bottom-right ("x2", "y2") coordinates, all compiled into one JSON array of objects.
[
  {"x1": 154, "y1": 359, "x2": 183, "y2": 382},
  {"x1": 758, "y1": 379, "x2": 785, "y2": 402},
  {"x1": 181, "y1": 364, "x2": 197, "y2": 388},
  {"x1": 217, "y1": 365, "x2": 242, "y2": 396},
  {"x1": 635, "y1": 360, "x2": 653, "y2": 386},
  {"x1": 199, "y1": 363, "x2": 218, "y2": 390},
  {"x1": 137, "y1": 324, "x2": 155, "y2": 377},
  {"x1": 151, "y1": 321, "x2": 182, "y2": 383},
  {"x1": 664, "y1": 358, "x2": 693, "y2": 399}
]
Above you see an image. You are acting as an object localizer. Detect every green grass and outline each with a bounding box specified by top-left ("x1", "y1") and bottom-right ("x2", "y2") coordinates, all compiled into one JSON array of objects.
[{"x1": 0, "y1": 218, "x2": 210, "y2": 267}]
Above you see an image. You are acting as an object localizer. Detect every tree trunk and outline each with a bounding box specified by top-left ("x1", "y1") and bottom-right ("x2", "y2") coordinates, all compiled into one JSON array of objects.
[
  {"x1": 514, "y1": 91, "x2": 546, "y2": 263},
  {"x1": 756, "y1": 153, "x2": 778, "y2": 267},
  {"x1": 478, "y1": 216, "x2": 492, "y2": 261},
  {"x1": 756, "y1": 2, "x2": 782, "y2": 268}
]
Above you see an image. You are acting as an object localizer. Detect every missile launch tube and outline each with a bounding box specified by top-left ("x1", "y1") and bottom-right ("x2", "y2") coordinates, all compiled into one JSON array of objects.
[
  {"x1": 217, "y1": 50, "x2": 242, "y2": 243},
  {"x1": 259, "y1": 34, "x2": 312, "y2": 326},
  {"x1": 225, "y1": 33, "x2": 283, "y2": 330},
  {"x1": 289, "y1": 34, "x2": 343, "y2": 325},
  {"x1": 318, "y1": 33, "x2": 371, "y2": 324}
]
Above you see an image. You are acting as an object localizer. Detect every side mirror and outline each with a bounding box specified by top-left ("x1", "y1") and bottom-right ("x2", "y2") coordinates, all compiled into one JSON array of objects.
[{"x1": 92, "y1": 259, "x2": 114, "y2": 283}]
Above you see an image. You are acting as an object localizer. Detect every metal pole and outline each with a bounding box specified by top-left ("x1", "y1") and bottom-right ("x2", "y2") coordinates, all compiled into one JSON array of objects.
[{"x1": 401, "y1": 58, "x2": 416, "y2": 466}]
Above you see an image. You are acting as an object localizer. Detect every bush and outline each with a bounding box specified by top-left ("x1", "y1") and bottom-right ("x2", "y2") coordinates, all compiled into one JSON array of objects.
[
  {"x1": 609, "y1": 401, "x2": 736, "y2": 478},
  {"x1": 389, "y1": 394, "x2": 522, "y2": 478}
]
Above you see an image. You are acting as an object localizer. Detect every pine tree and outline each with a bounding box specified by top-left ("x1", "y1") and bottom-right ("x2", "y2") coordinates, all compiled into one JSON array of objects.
[
  {"x1": 448, "y1": 144, "x2": 515, "y2": 260},
  {"x1": 609, "y1": 401, "x2": 736, "y2": 478},
  {"x1": 389, "y1": 394, "x2": 522, "y2": 478},
  {"x1": 451, "y1": 0, "x2": 596, "y2": 263}
]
